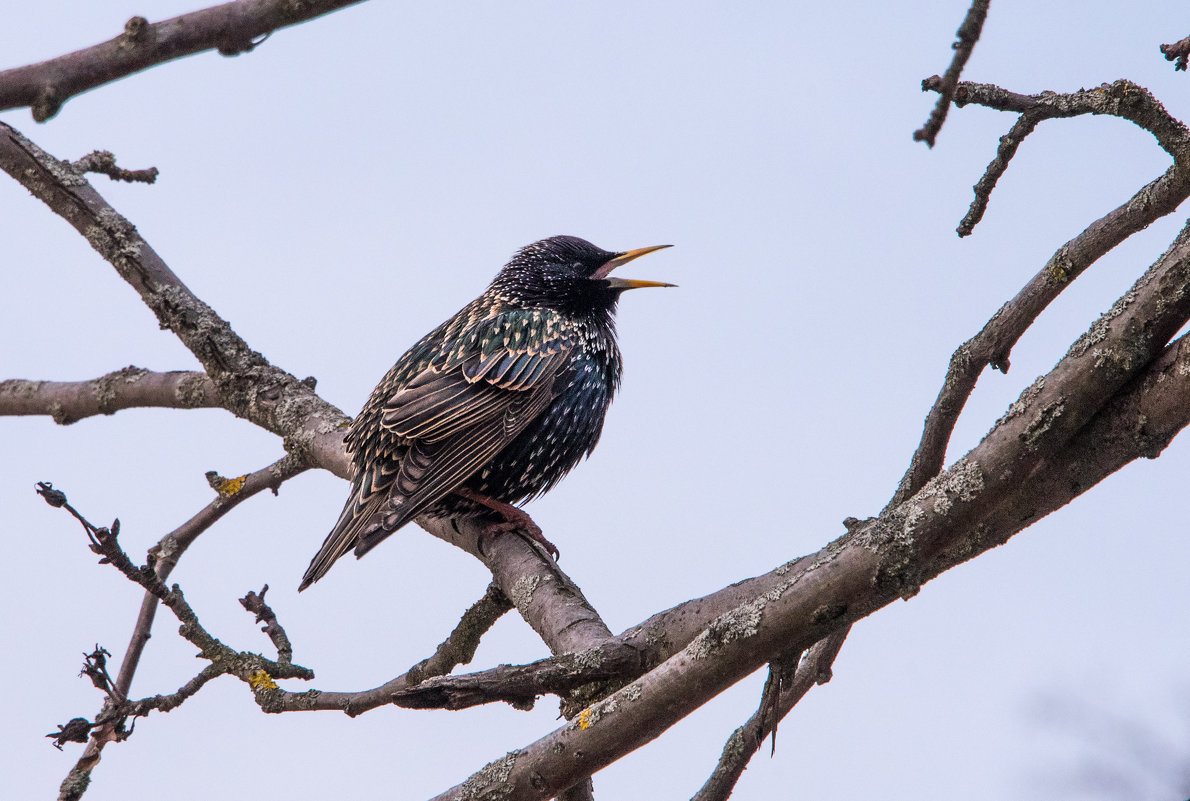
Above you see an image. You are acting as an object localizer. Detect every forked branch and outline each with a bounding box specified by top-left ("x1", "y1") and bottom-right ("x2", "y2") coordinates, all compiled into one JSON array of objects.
[{"x1": 892, "y1": 79, "x2": 1190, "y2": 507}]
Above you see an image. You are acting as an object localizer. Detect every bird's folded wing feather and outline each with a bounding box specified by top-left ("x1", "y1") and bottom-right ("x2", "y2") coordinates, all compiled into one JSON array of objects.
[{"x1": 364, "y1": 361, "x2": 562, "y2": 541}]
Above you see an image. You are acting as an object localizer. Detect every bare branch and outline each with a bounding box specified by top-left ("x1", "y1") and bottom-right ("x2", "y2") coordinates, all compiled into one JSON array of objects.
[
  {"x1": 891, "y1": 80, "x2": 1190, "y2": 506},
  {"x1": 1160, "y1": 36, "x2": 1190, "y2": 71},
  {"x1": 71, "y1": 151, "x2": 158, "y2": 184},
  {"x1": 248, "y1": 586, "x2": 513, "y2": 716},
  {"x1": 0, "y1": 367, "x2": 216, "y2": 424},
  {"x1": 692, "y1": 629, "x2": 849, "y2": 801},
  {"x1": 392, "y1": 641, "x2": 642, "y2": 712},
  {"x1": 122, "y1": 663, "x2": 224, "y2": 717},
  {"x1": 0, "y1": 0, "x2": 370, "y2": 121},
  {"x1": 934, "y1": 78, "x2": 1190, "y2": 164},
  {"x1": 0, "y1": 120, "x2": 351, "y2": 473},
  {"x1": 38, "y1": 483, "x2": 307, "y2": 676},
  {"x1": 956, "y1": 111, "x2": 1041, "y2": 236},
  {"x1": 118, "y1": 454, "x2": 305, "y2": 700},
  {"x1": 2, "y1": 122, "x2": 618, "y2": 666},
  {"x1": 405, "y1": 584, "x2": 514, "y2": 686},
  {"x1": 429, "y1": 221, "x2": 1190, "y2": 800},
  {"x1": 923, "y1": 79, "x2": 1190, "y2": 236},
  {"x1": 46, "y1": 455, "x2": 304, "y2": 797},
  {"x1": 239, "y1": 585, "x2": 296, "y2": 665},
  {"x1": 913, "y1": 0, "x2": 991, "y2": 147}
]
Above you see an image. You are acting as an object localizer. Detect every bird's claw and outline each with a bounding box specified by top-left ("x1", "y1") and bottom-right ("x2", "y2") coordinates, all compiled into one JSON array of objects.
[{"x1": 477, "y1": 518, "x2": 560, "y2": 561}]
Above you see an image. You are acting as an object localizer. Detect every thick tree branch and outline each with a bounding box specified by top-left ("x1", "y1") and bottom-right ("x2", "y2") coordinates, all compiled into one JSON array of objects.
[
  {"x1": 0, "y1": 121, "x2": 351, "y2": 472},
  {"x1": 0, "y1": 0, "x2": 369, "y2": 121},
  {"x1": 429, "y1": 220, "x2": 1190, "y2": 800},
  {"x1": 913, "y1": 0, "x2": 990, "y2": 147},
  {"x1": 0, "y1": 367, "x2": 216, "y2": 424}
]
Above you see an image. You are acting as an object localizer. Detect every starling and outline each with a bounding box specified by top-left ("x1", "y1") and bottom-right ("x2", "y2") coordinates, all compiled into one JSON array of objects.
[{"x1": 300, "y1": 235, "x2": 673, "y2": 589}]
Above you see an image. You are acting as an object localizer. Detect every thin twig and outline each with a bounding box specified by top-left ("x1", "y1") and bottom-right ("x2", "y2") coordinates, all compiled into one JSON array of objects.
[
  {"x1": 938, "y1": 79, "x2": 1190, "y2": 162},
  {"x1": 405, "y1": 584, "x2": 514, "y2": 686},
  {"x1": 925, "y1": 78, "x2": 1190, "y2": 237},
  {"x1": 1160, "y1": 36, "x2": 1190, "y2": 71},
  {"x1": 239, "y1": 585, "x2": 296, "y2": 665},
  {"x1": 956, "y1": 111, "x2": 1041, "y2": 236},
  {"x1": 71, "y1": 151, "x2": 158, "y2": 184},
  {"x1": 40, "y1": 481, "x2": 314, "y2": 801},
  {"x1": 119, "y1": 454, "x2": 305, "y2": 700},
  {"x1": 691, "y1": 629, "x2": 849, "y2": 801},
  {"x1": 913, "y1": 0, "x2": 991, "y2": 147}
]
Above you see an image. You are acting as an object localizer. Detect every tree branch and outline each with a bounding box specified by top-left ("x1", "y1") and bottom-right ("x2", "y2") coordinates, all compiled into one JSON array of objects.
[
  {"x1": 1160, "y1": 36, "x2": 1190, "y2": 72},
  {"x1": 249, "y1": 585, "x2": 515, "y2": 716},
  {"x1": 924, "y1": 79, "x2": 1190, "y2": 237},
  {"x1": 913, "y1": 0, "x2": 991, "y2": 147},
  {"x1": 691, "y1": 628, "x2": 848, "y2": 801},
  {"x1": 405, "y1": 584, "x2": 514, "y2": 687},
  {"x1": 392, "y1": 641, "x2": 643, "y2": 712},
  {"x1": 71, "y1": 151, "x2": 158, "y2": 184},
  {"x1": 955, "y1": 110, "x2": 1041, "y2": 236},
  {"x1": 239, "y1": 585, "x2": 297, "y2": 665},
  {"x1": 428, "y1": 219, "x2": 1190, "y2": 800},
  {"x1": 0, "y1": 367, "x2": 216, "y2": 424},
  {"x1": 45, "y1": 456, "x2": 304, "y2": 798},
  {"x1": 891, "y1": 80, "x2": 1190, "y2": 507},
  {"x1": 936, "y1": 78, "x2": 1190, "y2": 162},
  {"x1": 0, "y1": 123, "x2": 617, "y2": 666},
  {"x1": 0, "y1": 0, "x2": 370, "y2": 121}
]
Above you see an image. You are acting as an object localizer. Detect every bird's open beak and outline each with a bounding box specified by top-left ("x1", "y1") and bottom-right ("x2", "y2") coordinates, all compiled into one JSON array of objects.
[{"x1": 593, "y1": 244, "x2": 676, "y2": 288}]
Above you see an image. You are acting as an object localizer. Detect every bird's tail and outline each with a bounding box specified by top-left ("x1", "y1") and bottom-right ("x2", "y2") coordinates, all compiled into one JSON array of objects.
[{"x1": 299, "y1": 473, "x2": 386, "y2": 591}]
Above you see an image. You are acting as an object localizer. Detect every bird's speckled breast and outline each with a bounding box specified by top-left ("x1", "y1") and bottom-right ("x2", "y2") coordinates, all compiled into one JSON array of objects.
[{"x1": 466, "y1": 321, "x2": 622, "y2": 505}]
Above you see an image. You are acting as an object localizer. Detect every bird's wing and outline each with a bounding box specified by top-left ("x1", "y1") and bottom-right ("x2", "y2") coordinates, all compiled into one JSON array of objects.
[
  {"x1": 299, "y1": 313, "x2": 573, "y2": 589},
  {"x1": 360, "y1": 343, "x2": 572, "y2": 541}
]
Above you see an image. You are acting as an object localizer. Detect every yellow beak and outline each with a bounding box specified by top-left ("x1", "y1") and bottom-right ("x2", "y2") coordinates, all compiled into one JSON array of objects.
[{"x1": 593, "y1": 244, "x2": 676, "y2": 288}]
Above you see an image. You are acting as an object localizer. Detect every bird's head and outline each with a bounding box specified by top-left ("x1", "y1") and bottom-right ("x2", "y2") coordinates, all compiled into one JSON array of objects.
[{"x1": 492, "y1": 235, "x2": 674, "y2": 313}]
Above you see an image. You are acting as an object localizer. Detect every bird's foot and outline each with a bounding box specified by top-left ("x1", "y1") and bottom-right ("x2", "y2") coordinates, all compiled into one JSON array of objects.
[{"x1": 454, "y1": 488, "x2": 560, "y2": 561}]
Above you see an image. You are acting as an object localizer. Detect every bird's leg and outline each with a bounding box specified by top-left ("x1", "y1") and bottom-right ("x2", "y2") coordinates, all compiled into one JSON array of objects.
[{"x1": 453, "y1": 488, "x2": 560, "y2": 561}]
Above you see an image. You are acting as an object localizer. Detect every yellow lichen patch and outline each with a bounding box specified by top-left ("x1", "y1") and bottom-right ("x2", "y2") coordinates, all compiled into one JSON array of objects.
[
  {"x1": 578, "y1": 708, "x2": 594, "y2": 730},
  {"x1": 206, "y1": 471, "x2": 247, "y2": 496},
  {"x1": 248, "y1": 670, "x2": 277, "y2": 691}
]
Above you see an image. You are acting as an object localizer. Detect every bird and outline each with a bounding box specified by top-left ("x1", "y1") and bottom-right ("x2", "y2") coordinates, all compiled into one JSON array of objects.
[{"x1": 299, "y1": 235, "x2": 673, "y2": 590}]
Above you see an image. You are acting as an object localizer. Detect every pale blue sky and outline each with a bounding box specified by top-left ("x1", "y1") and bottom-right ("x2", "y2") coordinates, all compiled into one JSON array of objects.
[{"x1": 3, "y1": 2, "x2": 1189, "y2": 799}]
